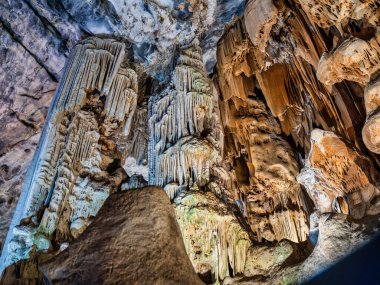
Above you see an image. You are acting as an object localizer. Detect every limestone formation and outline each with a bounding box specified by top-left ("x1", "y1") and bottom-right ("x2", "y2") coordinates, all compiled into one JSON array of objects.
[
  {"x1": 0, "y1": 37, "x2": 138, "y2": 272},
  {"x1": 216, "y1": 20, "x2": 309, "y2": 243},
  {"x1": 1, "y1": 1, "x2": 380, "y2": 284},
  {"x1": 298, "y1": 0, "x2": 380, "y2": 28},
  {"x1": 363, "y1": 78, "x2": 380, "y2": 154},
  {"x1": 297, "y1": 129, "x2": 380, "y2": 218},
  {"x1": 317, "y1": 35, "x2": 380, "y2": 86},
  {"x1": 241, "y1": 0, "x2": 367, "y2": 155},
  {"x1": 148, "y1": 41, "x2": 218, "y2": 194},
  {"x1": 244, "y1": 0, "x2": 278, "y2": 54},
  {"x1": 174, "y1": 191, "x2": 251, "y2": 282}
]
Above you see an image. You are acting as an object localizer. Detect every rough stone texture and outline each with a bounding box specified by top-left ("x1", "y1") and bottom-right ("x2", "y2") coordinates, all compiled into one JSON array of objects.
[
  {"x1": 317, "y1": 35, "x2": 380, "y2": 86},
  {"x1": 2, "y1": 1, "x2": 380, "y2": 284},
  {"x1": 223, "y1": 213, "x2": 380, "y2": 285},
  {"x1": 174, "y1": 191, "x2": 251, "y2": 283},
  {"x1": 0, "y1": 23, "x2": 56, "y2": 252},
  {"x1": 297, "y1": 129, "x2": 380, "y2": 219},
  {"x1": 243, "y1": 240, "x2": 294, "y2": 278},
  {"x1": 244, "y1": 0, "x2": 278, "y2": 53},
  {"x1": 362, "y1": 66, "x2": 380, "y2": 154},
  {"x1": 216, "y1": 19, "x2": 309, "y2": 243},
  {"x1": 298, "y1": 0, "x2": 380, "y2": 28},
  {"x1": 39, "y1": 186, "x2": 203, "y2": 285},
  {"x1": 293, "y1": 213, "x2": 380, "y2": 283}
]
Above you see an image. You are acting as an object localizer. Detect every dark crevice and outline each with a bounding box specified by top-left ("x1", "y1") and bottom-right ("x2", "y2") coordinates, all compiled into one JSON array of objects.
[{"x1": 23, "y1": 0, "x2": 69, "y2": 55}]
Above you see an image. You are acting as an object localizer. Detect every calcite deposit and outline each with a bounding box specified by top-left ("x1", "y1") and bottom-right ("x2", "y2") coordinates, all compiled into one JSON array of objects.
[
  {"x1": 297, "y1": 129, "x2": 380, "y2": 219},
  {"x1": 1, "y1": 0, "x2": 380, "y2": 284},
  {"x1": 1, "y1": 37, "x2": 139, "y2": 272},
  {"x1": 216, "y1": 19, "x2": 309, "y2": 243}
]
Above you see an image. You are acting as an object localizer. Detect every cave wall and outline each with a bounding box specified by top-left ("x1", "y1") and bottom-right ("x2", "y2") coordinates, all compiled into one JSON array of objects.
[{"x1": 1, "y1": 0, "x2": 380, "y2": 284}]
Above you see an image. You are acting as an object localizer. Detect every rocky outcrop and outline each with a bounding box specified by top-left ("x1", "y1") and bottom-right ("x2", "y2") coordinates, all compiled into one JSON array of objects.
[{"x1": 39, "y1": 187, "x2": 203, "y2": 285}]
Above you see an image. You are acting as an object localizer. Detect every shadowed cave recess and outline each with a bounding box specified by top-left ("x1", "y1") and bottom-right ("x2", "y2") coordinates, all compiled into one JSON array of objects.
[{"x1": 0, "y1": 0, "x2": 380, "y2": 284}]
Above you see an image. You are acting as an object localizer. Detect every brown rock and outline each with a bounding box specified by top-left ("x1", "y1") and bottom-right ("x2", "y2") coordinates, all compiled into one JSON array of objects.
[
  {"x1": 40, "y1": 186, "x2": 203, "y2": 285},
  {"x1": 363, "y1": 78, "x2": 380, "y2": 154},
  {"x1": 244, "y1": 0, "x2": 278, "y2": 53},
  {"x1": 297, "y1": 129, "x2": 380, "y2": 219},
  {"x1": 317, "y1": 36, "x2": 380, "y2": 86},
  {"x1": 298, "y1": 0, "x2": 380, "y2": 28},
  {"x1": 216, "y1": 20, "x2": 309, "y2": 243}
]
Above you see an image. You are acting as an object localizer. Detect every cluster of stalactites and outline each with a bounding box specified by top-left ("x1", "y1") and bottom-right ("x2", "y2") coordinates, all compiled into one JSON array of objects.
[
  {"x1": 38, "y1": 111, "x2": 100, "y2": 237},
  {"x1": 148, "y1": 42, "x2": 217, "y2": 191},
  {"x1": 24, "y1": 38, "x2": 137, "y2": 223},
  {"x1": 54, "y1": 38, "x2": 126, "y2": 116},
  {"x1": 215, "y1": 19, "x2": 310, "y2": 243}
]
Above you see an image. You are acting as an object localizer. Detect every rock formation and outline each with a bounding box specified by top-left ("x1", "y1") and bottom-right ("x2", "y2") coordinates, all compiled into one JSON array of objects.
[
  {"x1": 1, "y1": 0, "x2": 380, "y2": 284},
  {"x1": 363, "y1": 79, "x2": 380, "y2": 153},
  {"x1": 0, "y1": 37, "x2": 138, "y2": 273},
  {"x1": 174, "y1": 190, "x2": 251, "y2": 282},
  {"x1": 297, "y1": 129, "x2": 380, "y2": 219},
  {"x1": 148, "y1": 42, "x2": 218, "y2": 193},
  {"x1": 216, "y1": 19, "x2": 309, "y2": 243}
]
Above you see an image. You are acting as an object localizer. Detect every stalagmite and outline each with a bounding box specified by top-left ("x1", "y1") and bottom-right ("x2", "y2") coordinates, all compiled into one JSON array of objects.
[
  {"x1": 148, "y1": 41, "x2": 217, "y2": 195},
  {"x1": 0, "y1": 37, "x2": 138, "y2": 272},
  {"x1": 174, "y1": 191, "x2": 251, "y2": 282}
]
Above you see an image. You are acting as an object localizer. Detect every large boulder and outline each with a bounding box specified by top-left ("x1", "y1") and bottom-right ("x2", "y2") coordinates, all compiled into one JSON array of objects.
[{"x1": 40, "y1": 186, "x2": 203, "y2": 285}]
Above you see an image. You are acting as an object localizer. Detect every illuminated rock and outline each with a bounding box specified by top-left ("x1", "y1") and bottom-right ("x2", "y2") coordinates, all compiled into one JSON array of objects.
[
  {"x1": 0, "y1": 37, "x2": 138, "y2": 272},
  {"x1": 297, "y1": 129, "x2": 380, "y2": 218}
]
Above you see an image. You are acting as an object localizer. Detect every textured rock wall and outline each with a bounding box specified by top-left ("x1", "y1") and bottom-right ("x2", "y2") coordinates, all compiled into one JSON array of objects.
[{"x1": 1, "y1": 0, "x2": 380, "y2": 284}]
